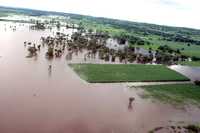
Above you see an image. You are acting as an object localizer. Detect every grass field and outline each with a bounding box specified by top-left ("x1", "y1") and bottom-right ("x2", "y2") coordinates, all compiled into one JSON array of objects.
[
  {"x1": 140, "y1": 36, "x2": 200, "y2": 58},
  {"x1": 73, "y1": 19, "x2": 200, "y2": 58},
  {"x1": 179, "y1": 61, "x2": 200, "y2": 67},
  {"x1": 0, "y1": 12, "x2": 8, "y2": 17},
  {"x1": 69, "y1": 64, "x2": 189, "y2": 83},
  {"x1": 142, "y1": 84, "x2": 200, "y2": 105}
]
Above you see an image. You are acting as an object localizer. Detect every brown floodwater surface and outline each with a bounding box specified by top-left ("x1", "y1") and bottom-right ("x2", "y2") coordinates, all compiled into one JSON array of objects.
[{"x1": 0, "y1": 22, "x2": 200, "y2": 133}]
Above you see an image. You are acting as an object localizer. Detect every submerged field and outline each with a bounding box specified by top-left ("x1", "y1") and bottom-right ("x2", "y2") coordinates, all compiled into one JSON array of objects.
[
  {"x1": 142, "y1": 84, "x2": 200, "y2": 105},
  {"x1": 69, "y1": 64, "x2": 189, "y2": 83}
]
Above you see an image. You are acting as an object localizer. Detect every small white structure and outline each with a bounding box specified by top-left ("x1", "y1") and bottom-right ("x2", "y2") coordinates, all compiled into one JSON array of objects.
[{"x1": 106, "y1": 38, "x2": 128, "y2": 50}]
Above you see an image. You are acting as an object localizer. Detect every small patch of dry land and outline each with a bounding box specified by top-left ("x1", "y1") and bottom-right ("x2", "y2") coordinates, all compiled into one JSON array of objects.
[{"x1": 69, "y1": 64, "x2": 189, "y2": 83}]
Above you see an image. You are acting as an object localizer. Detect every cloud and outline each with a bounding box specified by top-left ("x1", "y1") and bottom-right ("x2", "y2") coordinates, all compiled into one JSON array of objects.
[
  {"x1": 158, "y1": 0, "x2": 180, "y2": 6},
  {"x1": 0, "y1": 0, "x2": 200, "y2": 29},
  {"x1": 152, "y1": 0, "x2": 189, "y2": 10}
]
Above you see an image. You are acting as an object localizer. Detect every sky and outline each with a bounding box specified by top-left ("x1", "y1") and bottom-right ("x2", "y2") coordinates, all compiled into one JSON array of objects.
[{"x1": 0, "y1": 0, "x2": 200, "y2": 29}]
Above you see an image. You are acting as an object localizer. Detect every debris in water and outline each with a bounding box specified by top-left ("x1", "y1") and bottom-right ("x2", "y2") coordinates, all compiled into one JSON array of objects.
[
  {"x1": 129, "y1": 97, "x2": 135, "y2": 103},
  {"x1": 128, "y1": 97, "x2": 135, "y2": 110}
]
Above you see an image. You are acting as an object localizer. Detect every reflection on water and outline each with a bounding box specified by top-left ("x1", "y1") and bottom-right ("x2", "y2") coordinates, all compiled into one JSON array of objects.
[
  {"x1": 48, "y1": 65, "x2": 52, "y2": 77},
  {"x1": 128, "y1": 102, "x2": 133, "y2": 111},
  {"x1": 128, "y1": 97, "x2": 135, "y2": 111}
]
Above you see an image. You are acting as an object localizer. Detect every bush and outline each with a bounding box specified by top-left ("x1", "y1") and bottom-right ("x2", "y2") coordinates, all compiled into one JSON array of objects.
[
  {"x1": 192, "y1": 56, "x2": 200, "y2": 61},
  {"x1": 185, "y1": 125, "x2": 200, "y2": 132},
  {"x1": 46, "y1": 47, "x2": 54, "y2": 57},
  {"x1": 194, "y1": 80, "x2": 200, "y2": 86}
]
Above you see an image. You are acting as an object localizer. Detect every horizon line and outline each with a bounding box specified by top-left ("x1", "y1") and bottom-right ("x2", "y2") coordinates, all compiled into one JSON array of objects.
[{"x1": 0, "y1": 5, "x2": 200, "y2": 31}]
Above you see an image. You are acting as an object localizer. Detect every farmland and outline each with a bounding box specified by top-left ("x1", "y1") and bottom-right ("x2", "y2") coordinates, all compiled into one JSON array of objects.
[{"x1": 69, "y1": 64, "x2": 189, "y2": 83}]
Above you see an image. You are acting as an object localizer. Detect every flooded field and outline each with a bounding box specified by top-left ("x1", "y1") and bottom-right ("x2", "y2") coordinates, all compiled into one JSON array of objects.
[
  {"x1": 1, "y1": 21, "x2": 200, "y2": 133},
  {"x1": 170, "y1": 65, "x2": 200, "y2": 81}
]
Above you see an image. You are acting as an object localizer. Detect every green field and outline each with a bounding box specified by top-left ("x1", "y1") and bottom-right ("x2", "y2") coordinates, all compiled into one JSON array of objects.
[
  {"x1": 179, "y1": 61, "x2": 200, "y2": 67},
  {"x1": 69, "y1": 64, "x2": 189, "y2": 83},
  {"x1": 73, "y1": 18, "x2": 200, "y2": 59},
  {"x1": 0, "y1": 12, "x2": 8, "y2": 17},
  {"x1": 142, "y1": 84, "x2": 200, "y2": 105},
  {"x1": 139, "y1": 35, "x2": 200, "y2": 58}
]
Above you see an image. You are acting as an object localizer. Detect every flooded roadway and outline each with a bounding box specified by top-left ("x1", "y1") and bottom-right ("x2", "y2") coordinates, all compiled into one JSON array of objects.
[{"x1": 1, "y1": 22, "x2": 200, "y2": 133}]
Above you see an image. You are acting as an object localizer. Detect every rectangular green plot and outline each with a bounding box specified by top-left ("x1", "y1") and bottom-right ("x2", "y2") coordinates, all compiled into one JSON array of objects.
[{"x1": 69, "y1": 64, "x2": 189, "y2": 83}]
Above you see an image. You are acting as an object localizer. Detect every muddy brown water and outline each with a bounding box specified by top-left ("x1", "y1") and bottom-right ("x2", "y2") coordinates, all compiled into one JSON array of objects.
[{"x1": 0, "y1": 22, "x2": 200, "y2": 133}]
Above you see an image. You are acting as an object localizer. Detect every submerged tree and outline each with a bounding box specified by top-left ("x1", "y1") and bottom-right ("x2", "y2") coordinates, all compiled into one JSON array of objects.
[
  {"x1": 30, "y1": 21, "x2": 46, "y2": 30},
  {"x1": 46, "y1": 47, "x2": 54, "y2": 58},
  {"x1": 27, "y1": 46, "x2": 37, "y2": 58}
]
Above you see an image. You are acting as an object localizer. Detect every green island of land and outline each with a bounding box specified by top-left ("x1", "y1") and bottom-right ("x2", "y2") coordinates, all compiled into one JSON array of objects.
[{"x1": 69, "y1": 64, "x2": 189, "y2": 83}]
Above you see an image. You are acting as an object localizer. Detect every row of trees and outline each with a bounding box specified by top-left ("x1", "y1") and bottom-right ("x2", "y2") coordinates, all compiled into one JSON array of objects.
[{"x1": 26, "y1": 20, "x2": 189, "y2": 65}]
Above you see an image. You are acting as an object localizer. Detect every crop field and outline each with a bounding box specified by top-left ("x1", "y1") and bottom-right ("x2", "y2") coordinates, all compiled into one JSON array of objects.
[
  {"x1": 142, "y1": 84, "x2": 200, "y2": 105},
  {"x1": 139, "y1": 35, "x2": 200, "y2": 58},
  {"x1": 69, "y1": 64, "x2": 189, "y2": 83},
  {"x1": 136, "y1": 37, "x2": 200, "y2": 57}
]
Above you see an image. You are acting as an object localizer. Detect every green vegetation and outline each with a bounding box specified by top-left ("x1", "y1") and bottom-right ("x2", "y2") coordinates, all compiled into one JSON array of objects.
[
  {"x1": 72, "y1": 16, "x2": 200, "y2": 60},
  {"x1": 140, "y1": 35, "x2": 200, "y2": 58},
  {"x1": 179, "y1": 61, "x2": 200, "y2": 67},
  {"x1": 73, "y1": 18, "x2": 127, "y2": 37},
  {"x1": 76, "y1": 18, "x2": 200, "y2": 59},
  {"x1": 69, "y1": 64, "x2": 189, "y2": 83},
  {"x1": 142, "y1": 84, "x2": 200, "y2": 105},
  {"x1": 0, "y1": 12, "x2": 8, "y2": 17},
  {"x1": 1, "y1": 6, "x2": 200, "y2": 59}
]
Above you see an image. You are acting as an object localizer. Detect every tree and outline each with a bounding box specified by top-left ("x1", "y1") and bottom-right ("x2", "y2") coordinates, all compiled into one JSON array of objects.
[
  {"x1": 56, "y1": 21, "x2": 61, "y2": 30},
  {"x1": 194, "y1": 80, "x2": 200, "y2": 86},
  {"x1": 28, "y1": 46, "x2": 37, "y2": 56},
  {"x1": 46, "y1": 47, "x2": 54, "y2": 57}
]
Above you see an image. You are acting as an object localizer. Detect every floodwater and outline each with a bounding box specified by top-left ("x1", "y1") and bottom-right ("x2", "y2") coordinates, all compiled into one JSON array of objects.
[
  {"x1": 0, "y1": 22, "x2": 200, "y2": 133},
  {"x1": 170, "y1": 65, "x2": 200, "y2": 81}
]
